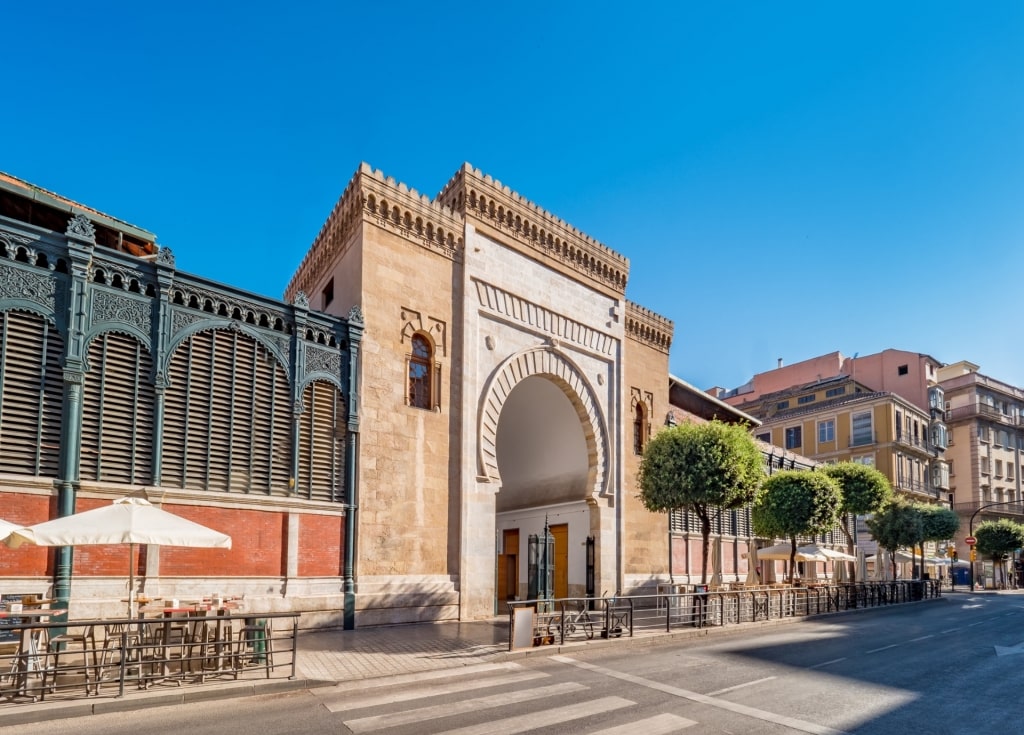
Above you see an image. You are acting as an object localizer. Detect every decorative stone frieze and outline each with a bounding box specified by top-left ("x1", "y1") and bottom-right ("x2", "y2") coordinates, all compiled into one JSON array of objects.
[
  {"x1": 0, "y1": 262, "x2": 57, "y2": 311},
  {"x1": 438, "y1": 164, "x2": 629, "y2": 295},
  {"x1": 286, "y1": 163, "x2": 465, "y2": 302},
  {"x1": 474, "y1": 278, "x2": 614, "y2": 357},
  {"x1": 305, "y1": 343, "x2": 342, "y2": 378},
  {"x1": 91, "y1": 289, "x2": 151, "y2": 333},
  {"x1": 170, "y1": 308, "x2": 207, "y2": 335},
  {"x1": 625, "y1": 300, "x2": 673, "y2": 354}
]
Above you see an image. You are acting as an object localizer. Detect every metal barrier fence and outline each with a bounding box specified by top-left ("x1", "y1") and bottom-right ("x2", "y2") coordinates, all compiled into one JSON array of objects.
[
  {"x1": 0, "y1": 611, "x2": 299, "y2": 705},
  {"x1": 508, "y1": 580, "x2": 941, "y2": 649}
]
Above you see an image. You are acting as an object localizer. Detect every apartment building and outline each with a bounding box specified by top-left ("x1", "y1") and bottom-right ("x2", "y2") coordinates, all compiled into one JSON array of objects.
[
  {"x1": 938, "y1": 361, "x2": 1024, "y2": 567},
  {"x1": 727, "y1": 374, "x2": 949, "y2": 505}
]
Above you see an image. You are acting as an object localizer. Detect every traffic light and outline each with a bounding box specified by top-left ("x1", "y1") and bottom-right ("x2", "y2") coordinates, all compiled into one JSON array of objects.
[{"x1": 951, "y1": 550, "x2": 958, "y2": 562}]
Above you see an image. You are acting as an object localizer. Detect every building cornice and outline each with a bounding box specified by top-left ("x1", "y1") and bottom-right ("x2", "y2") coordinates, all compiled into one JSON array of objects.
[
  {"x1": 436, "y1": 164, "x2": 629, "y2": 296},
  {"x1": 285, "y1": 164, "x2": 465, "y2": 302},
  {"x1": 625, "y1": 300, "x2": 672, "y2": 354}
]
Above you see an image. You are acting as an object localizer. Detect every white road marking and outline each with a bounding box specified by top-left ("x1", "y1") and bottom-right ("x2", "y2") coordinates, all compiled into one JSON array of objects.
[
  {"x1": 327, "y1": 661, "x2": 525, "y2": 692},
  {"x1": 940, "y1": 628, "x2": 961, "y2": 634},
  {"x1": 591, "y1": 713, "x2": 698, "y2": 734},
  {"x1": 707, "y1": 677, "x2": 776, "y2": 696},
  {"x1": 865, "y1": 644, "x2": 900, "y2": 654},
  {"x1": 441, "y1": 696, "x2": 635, "y2": 735},
  {"x1": 808, "y1": 658, "x2": 847, "y2": 669},
  {"x1": 322, "y1": 669, "x2": 549, "y2": 711},
  {"x1": 967, "y1": 621, "x2": 985, "y2": 627},
  {"x1": 908, "y1": 635, "x2": 935, "y2": 642},
  {"x1": 551, "y1": 655, "x2": 850, "y2": 735},
  {"x1": 343, "y1": 681, "x2": 587, "y2": 733}
]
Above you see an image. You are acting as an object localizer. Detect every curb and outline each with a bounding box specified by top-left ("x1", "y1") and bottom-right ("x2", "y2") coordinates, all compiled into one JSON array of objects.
[{"x1": 0, "y1": 677, "x2": 334, "y2": 727}]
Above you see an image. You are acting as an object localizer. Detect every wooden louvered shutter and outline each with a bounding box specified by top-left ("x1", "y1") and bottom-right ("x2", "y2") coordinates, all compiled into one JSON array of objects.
[
  {"x1": 163, "y1": 328, "x2": 294, "y2": 495},
  {"x1": 0, "y1": 311, "x2": 64, "y2": 476},
  {"x1": 81, "y1": 333, "x2": 154, "y2": 484},
  {"x1": 207, "y1": 331, "x2": 233, "y2": 492},
  {"x1": 297, "y1": 380, "x2": 344, "y2": 501},
  {"x1": 161, "y1": 335, "x2": 191, "y2": 488},
  {"x1": 251, "y1": 344, "x2": 291, "y2": 495}
]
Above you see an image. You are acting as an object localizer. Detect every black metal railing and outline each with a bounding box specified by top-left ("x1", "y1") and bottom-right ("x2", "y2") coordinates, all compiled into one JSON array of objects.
[
  {"x1": 0, "y1": 611, "x2": 298, "y2": 706},
  {"x1": 507, "y1": 581, "x2": 940, "y2": 649}
]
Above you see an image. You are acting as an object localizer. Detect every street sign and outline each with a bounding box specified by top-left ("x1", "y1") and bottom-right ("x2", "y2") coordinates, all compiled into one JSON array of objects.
[{"x1": 965, "y1": 536, "x2": 977, "y2": 546}]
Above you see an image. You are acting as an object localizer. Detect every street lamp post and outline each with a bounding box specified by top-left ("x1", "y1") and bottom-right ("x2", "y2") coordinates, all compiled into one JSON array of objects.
[{"x1": 967, "y1": 500, "x2": 1023, "y2": 591}]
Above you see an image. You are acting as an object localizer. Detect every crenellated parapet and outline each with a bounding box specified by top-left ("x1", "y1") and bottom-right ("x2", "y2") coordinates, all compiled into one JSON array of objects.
[
  {"x1": 286, "y1": 163, "x2": 465, "y2": 302},
  {"x1": 625, "y1": 300, "x2": 673, "y2": 354},
  {"x1": 437, "y1": 163, "x2": 629, "y2": 296}
]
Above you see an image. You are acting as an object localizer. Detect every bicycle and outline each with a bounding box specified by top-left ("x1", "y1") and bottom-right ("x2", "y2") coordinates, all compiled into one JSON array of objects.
[{"x1": 555, "y1": 600, "x2": 595, "y2": 640}]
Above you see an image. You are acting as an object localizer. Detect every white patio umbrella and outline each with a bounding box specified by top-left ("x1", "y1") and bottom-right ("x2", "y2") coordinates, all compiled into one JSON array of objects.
[
  {"x1": 755, "y1": 543, "x2": 829, "y2": 562},
  {"x1": 798, "y1": 544, "x2": 857, "y2": 562},
  {"x1": 7, "y1": 496, "x2": 232, "y2": 615},
  {"x1": 0, "y1": 518, "x2": 21, "y2": 544},
  {"x1": 856, "y1": 549, "x2": 868, "y2": 582},
  {"x1": 744, "y1": 540, "x2": 760, "y2": 586},
  {"x1": 710, "y1": 537, "x2": 724, "y2": 588}
]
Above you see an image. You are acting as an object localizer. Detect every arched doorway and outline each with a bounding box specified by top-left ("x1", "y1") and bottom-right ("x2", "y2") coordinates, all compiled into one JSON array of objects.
[{"x1": 480, "y1": 347, "x2": 610, "y2": 609}]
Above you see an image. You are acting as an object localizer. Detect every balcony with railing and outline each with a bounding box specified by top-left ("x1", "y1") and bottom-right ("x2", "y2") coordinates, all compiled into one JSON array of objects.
[
  {"x1": 896, "y1": 478, "x2": 938, "y2": 500},
  {"x1": 894, "y1": 430, "x2": 930, "y2": 452},
  {"x1": 953, "y1": 501, "x2": 1024, "y2": 518},
  {"x1": 945, "y1": 403, "x2": 1018, "y2": 426}
]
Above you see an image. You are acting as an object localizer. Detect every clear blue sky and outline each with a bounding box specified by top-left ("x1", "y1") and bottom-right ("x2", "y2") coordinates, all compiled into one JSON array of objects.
[{"x1": 4, "y1": 2, "x2": 1023, "y2": 392}]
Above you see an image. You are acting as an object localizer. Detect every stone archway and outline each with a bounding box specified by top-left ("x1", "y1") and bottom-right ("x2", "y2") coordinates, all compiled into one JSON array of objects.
[{"x1": 478, "y1": 346, "x2": 608, "y2": 499}]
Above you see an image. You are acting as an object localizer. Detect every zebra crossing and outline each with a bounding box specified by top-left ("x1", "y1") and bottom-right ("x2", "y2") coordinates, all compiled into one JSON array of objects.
[{"x1": 314, "y1": 660, "x2": 698, "y2": 734}]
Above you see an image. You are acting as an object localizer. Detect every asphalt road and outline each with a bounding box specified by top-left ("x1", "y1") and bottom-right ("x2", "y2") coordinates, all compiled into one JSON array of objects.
[{"x1": 14, "y1": 593, "x2": 1024, "y2": 735}]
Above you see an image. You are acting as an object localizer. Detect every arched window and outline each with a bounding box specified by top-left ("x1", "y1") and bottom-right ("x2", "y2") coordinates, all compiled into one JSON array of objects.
[
  {"x1": 408, "y1": 334, "x2": 433, "y2": 410},
  {"x1": 633, "y1": 401, "x2": 647, "y2": 455}
]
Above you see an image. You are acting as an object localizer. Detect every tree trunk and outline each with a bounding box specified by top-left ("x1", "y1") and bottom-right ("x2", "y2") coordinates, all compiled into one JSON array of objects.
[
  {"x1": 840, "y1": 523, "x2": 856, "y2": 584},
  {"x1": 789, "y1": 537, "x2": 798, "y2": 583},
  {"x1": 698, "y1": 509, "x2": 711, "y2": 585}
]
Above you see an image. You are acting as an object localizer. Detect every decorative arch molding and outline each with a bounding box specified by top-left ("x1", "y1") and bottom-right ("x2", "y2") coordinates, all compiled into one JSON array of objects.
[
  {"x1": 0, "y1": 303, "x2": 61, "y2": 333},
  {"x1": 477, "y1": 345, "x2": 609, "y2": 499},
  {"x1": 162, "y1": 320, "x2": 291, "y2": 383},
  {"x1": 82, "y1": 325, "x2": 153, "y2": 372},
  {"x1": 297, "y1": 372, "x2": 344, "y2": 396}
]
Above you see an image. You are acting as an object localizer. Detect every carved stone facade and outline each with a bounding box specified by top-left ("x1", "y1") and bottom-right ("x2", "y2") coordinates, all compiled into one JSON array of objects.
[{"x1": 287, "y1": 163, "x2": 673, "y2": 625}]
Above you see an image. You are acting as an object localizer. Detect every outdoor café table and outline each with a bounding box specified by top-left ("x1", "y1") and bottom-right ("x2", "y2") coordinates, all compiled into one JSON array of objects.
[
  {"x1": 138, "y1": 602, "x2": 239, "y2": 685},
  {"x1": 0, "y1": 609, "x2": 66, "y2": 699}
]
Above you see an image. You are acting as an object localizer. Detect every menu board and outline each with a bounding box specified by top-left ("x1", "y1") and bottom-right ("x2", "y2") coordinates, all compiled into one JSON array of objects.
[{"x1": 0, "y1": 594, "x2": 26, "y2": 643}]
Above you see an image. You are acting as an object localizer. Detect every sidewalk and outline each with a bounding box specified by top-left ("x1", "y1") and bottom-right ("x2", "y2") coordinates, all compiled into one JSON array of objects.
[{"x1": 3, "y1": 590, "x2": 1002, "y2": 726}]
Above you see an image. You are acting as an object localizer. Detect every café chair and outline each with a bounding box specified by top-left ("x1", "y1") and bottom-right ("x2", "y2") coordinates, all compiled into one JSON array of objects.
[
  {"x1": 42, "y1": 624, "x2": 97, "y2": 699},
  {"x1": 234, "y1": 618, "x2": 274, "y2": 678}
]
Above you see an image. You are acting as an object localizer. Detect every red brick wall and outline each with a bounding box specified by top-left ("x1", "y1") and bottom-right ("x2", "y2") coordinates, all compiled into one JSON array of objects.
[
  {"x1": 159, "y1": 505, "x2": 282, "y2": 577},
  {"x1": 298, "y1": 514, "x2": 343, "y2": 576},
  {"x1": 0, "y1": 492, "x2": 53, "y2": 576},
  {"x1": 1, "y1": 493, "x2": 345, "y2": 580}
]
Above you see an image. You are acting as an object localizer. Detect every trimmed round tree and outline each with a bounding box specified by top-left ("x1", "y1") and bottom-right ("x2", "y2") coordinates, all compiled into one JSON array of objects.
[
  {"x1": 751, "y1": 470, "x2": 842, "y2": 582},
  {"x1": 821, "y1": 462, "x2": 893, "y2": 583},
  {"x1": 638, "y1": 419, "x2": 765, "y2": 584},
  {"x1": 865, "y1": 499, "x2": 922, "y2": 579},
  {"x1": 974, "y1": 519, "x2": 1024, "y2": 588}
]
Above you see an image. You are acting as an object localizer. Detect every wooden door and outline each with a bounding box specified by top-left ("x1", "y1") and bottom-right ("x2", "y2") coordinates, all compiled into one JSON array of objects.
[
  {"x1": 498, "y1": 530, "x2": 519, "y2": 602},
  {"x1": 550, "y1": 524, "x2": 569, "y2": 599}
]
